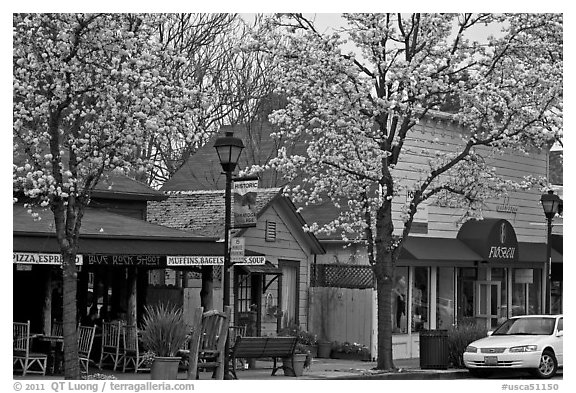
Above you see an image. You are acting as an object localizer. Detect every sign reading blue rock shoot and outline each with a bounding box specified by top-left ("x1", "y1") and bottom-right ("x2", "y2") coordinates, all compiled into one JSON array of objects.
[{"x1": 233, "y1": 177, "x2": 258, "y2": 228}]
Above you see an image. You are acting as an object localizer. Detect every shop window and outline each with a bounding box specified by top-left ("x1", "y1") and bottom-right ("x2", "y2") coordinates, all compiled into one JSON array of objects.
[
  {"x1": 237, "y1": 273, "x2": 252, "y2": 313},
  {"x1": 492, "y1": 268, "x2": 507, "y2": 324},
  {"x1": 528, "y1": 268, "x2": 542, "y2": 315},
  {"x1": 512, "y1": 268, "x2": 542, "y2": 316},
  {"x1": 412, "y1": 267, "x2": 429, "y2": 332},
  {"x1": 392, "y1": 267, "x2": 408, "y2": 333},
  {"x1": 457, "y1": 268, "x2": 475, "y2": 324},
  {"x1": 437, "y1": 267, "x2": 455, "y2": 329}
]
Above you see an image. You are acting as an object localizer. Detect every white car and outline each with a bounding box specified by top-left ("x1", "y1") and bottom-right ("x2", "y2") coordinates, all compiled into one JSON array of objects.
[{"x1": 463, "y1": 315, "x2": 563, "y2": 378}]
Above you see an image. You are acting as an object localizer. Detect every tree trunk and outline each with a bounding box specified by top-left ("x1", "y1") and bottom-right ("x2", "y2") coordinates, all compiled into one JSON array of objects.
[
  {"x1": 200, "y1": 266, "x2": 213, "y2": 309},
  {"x1": 375, "y1": 261, "x2": 395, "y2": 370},
  {"x1": 62, "y1": 252, "x2": 80, "y2": 379},
  {"x1": 374, "y1": 199, "x2": 396, "y2": 370},
  {"x1": 42, "y1": 271, "x2": 53, "y2": 335},
  {"x1": 127, "y1": 268, "x2": 138, "y2": 326}
]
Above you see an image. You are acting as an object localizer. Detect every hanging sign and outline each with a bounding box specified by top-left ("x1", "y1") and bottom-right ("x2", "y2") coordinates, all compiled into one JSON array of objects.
[
  {"x1": 231, "y1": 237, "x2": 245, "y2": 264},
  {"x1": 233, "y1": 177, "x2": 258, "y2": 228},
  {"x1": 13, "y1": 252, "x2": 83, "y2": 265},
  {"x1": 167, "y1": 255, "x2": 265, "y2": 266}
]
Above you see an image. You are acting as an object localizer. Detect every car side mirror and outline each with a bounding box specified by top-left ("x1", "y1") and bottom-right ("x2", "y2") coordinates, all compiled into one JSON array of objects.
[
  {"x1": 556, "y1": 331, "x2": 563, "y2": 337},
  {"x1": 487, "y1": 331, "x2": 493, "y2": 336}
]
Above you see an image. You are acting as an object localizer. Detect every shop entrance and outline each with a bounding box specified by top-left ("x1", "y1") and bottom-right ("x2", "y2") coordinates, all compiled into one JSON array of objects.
[{"x1": 475, "y1": 281, "x2": 501, "y2": 330}]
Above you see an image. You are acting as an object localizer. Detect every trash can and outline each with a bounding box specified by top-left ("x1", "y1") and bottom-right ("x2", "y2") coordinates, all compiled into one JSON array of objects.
[{"x1": 419, "y1": 329, "x2": 449, "y2": 369}]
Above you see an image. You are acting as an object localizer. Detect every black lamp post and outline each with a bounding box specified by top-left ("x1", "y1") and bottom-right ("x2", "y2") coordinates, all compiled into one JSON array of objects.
[
  {"x1": 214, "y1": 130, "x2": 244, "y2": 379},
  {"x1": 540, "y1": 190, "x2": 561, "y2": 314}
]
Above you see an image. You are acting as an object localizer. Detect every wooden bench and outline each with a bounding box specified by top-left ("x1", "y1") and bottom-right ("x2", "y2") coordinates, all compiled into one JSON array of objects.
[{"x1": 229, "y1": 336, "x2": 298, "y2": 379}]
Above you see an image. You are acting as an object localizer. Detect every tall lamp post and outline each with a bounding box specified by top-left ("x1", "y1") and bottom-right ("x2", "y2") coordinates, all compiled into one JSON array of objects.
[
  {"x1": 540, "y1": 190, "x2": 562, "y2": 315},
  {"x1": 214, "y1": 130, "x2": 244, "y2": 379}
]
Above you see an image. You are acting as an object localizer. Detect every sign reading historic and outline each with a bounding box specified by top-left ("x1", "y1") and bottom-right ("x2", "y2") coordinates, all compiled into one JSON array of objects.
[
  {"x1": 13, "y1": 252, "x2": 83, "y2": 265},
  {"x1": 233, "y1": 177, "x2": 258, "y2": 228},
  {"x1": 167, "y1": 255, "x2": 265, "y2": 266}
]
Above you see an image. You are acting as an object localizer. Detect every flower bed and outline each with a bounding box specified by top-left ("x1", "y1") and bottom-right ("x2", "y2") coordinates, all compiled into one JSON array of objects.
[
  {"x1": 330, "y1": 342, "x2": 371, "y2": 361},
  {"x1": 330, "y1": 351, "x2": 371, "y2": 361}
]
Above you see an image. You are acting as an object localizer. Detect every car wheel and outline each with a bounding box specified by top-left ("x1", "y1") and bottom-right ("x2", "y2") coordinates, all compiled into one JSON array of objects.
[
  {"x1": 531, "y1": 349, "x2": 557, "y2": 379},
  {"x1": 468, "y1": 369, "x2": 492, "y2": 378}
]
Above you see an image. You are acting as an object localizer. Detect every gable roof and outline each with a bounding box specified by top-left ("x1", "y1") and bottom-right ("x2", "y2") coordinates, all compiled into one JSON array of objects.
[
  {"x1": 147, "y1": 188, "x2": 324, "y2": 254},
  {"x1": 161, "y1": 122, "x2": 307, "y2": 191},
  {"x1": 147, "y1": 188, "x2": 283, "y2": 238}
]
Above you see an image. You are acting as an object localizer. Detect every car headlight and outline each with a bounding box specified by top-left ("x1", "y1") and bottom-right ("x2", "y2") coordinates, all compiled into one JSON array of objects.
[
  {"x1": 465, "y1": 345, "x2": 478, "y2": 353},
  {"x1": 509, "y1": 345, "x2": 538, "y2": 352}
]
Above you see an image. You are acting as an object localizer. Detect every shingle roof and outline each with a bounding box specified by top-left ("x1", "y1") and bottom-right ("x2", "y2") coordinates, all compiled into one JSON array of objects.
[
  {"x1": 13, "y1": 204, "x2": 210, "y2": 240},
  {"x1": 147, "y1": 189, "x2": 282, "y2": 238}
]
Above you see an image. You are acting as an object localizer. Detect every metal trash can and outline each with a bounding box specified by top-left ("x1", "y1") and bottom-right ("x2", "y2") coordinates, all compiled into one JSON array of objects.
[{"x1": 419, "y1": 329, "x2": 449, "y2": 369}]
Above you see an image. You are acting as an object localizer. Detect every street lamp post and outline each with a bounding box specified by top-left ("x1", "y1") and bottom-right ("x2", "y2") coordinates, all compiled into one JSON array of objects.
[
  {"x1": 540, "y1": 190, "x2": 561, "y2": 315},
  {"x1": 214, "y1": 130, "x2": 244, "y2": 379}
]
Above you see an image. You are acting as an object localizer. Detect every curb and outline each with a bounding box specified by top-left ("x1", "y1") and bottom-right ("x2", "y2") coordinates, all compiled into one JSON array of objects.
[{"x1": 325, "y1": 369, "x2": 472, "y2": 380}]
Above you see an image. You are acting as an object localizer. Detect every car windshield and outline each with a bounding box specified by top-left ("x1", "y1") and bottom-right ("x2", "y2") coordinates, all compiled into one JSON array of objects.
[{"x1": 492, "y1": 317, "x2": 556, "y2": 335}]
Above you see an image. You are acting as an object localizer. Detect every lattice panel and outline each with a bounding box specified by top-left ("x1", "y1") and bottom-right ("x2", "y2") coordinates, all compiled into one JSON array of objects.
[{"x1": 312, "y1": 264, "x2": 374, "y2": 289}]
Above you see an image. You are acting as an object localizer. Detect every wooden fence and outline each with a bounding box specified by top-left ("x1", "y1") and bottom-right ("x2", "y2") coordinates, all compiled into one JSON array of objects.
[{"x1": 308, "y1": 286, "x2": 372, "y2": 347}]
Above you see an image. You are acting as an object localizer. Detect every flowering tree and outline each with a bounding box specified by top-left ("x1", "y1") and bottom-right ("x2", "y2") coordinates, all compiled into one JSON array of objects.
[
  {"x1": 13, "y1": 13, "x2": 209, "y2": 378},
  {"x1": 247, "y1": 13, "x2": 562, "y2": 370}
]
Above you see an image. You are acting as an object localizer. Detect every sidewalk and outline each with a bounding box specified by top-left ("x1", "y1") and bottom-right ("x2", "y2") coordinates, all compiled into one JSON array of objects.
[{"x1": 13, "y1": 357, "x2": 473, "y2": 380}]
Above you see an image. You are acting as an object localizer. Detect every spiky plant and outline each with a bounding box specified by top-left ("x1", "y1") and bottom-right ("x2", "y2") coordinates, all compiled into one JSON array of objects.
[{"x1": 140, "y1": 303, "x2": 189, "y2": 357}]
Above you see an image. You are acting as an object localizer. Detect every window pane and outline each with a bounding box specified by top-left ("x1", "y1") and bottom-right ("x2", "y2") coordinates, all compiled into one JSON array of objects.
[
  {"x1": 412, "y1": 267, "x2": 429, "y2": 332},
  {"x1": 437, "y1": 267, "x2": 455, "y2": 329},
  {"x1": 392, "y1": 267, "x2": 408, "y2": 333}
]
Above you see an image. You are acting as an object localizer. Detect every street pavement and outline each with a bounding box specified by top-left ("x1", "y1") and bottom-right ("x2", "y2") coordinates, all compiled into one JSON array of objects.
[{"x1": 12, "y1": 357, "x2": 562, "y2": 380}]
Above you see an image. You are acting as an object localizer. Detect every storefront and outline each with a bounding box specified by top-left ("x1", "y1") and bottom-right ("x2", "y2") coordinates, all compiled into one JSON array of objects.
[
  {"x1": 378, "y1": 218, "x2": 562, "y2": 359},
  {"x1": 13, "y1": 204, "x2": 223, "y2": 334}
]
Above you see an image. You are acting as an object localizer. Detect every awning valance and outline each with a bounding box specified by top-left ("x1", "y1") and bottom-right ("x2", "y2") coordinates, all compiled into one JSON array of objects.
[
  {"x1": 518, "y1": 242, "x2": 562, "y2": 264},
  {"x1": 400, "y1": 236, "x2": 483, "y2": 261}
]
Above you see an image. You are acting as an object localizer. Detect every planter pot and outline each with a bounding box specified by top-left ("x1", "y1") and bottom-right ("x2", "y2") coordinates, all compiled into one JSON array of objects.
[
  {"x1": 151, "y1": 357, "x2": 181, "y2": 380},
  {"x1": 282, "y1": 353, "x2": 308, "y2": 377},
  {"x1": 317, "y1": 342, "x2": 332, "y2": 358}
]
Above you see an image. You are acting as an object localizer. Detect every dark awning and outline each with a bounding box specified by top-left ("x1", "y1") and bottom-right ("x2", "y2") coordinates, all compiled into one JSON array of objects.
[
  {"x1": 551, "y1": 234, "x2": 563, "y2": 254},
  {"x1": 518, "y1": 242, "x2": 562, "y2": 264},
  {"x1": 400, "y1": 236, "x2": 483, "y2": 261},
  {"x1": 239, "y1": 261, "x2": 282, "y2": 275},
  {"x1": 457, "y1": 218, "x2": 518, "y2": 262}
]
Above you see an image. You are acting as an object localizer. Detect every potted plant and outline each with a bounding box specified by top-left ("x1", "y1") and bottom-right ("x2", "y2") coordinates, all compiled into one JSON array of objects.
[
  {"x1": 282, "y1": 344, "x2": 312, "y2": 377},
  {"x1": 279, "y1": 324, "x2": 319, "y2": 358},
  {"x1": 140, "y1": 303, "x2": 189, "y2": 380}
]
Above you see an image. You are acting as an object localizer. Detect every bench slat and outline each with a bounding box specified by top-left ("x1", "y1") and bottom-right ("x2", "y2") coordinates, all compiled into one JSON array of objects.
[{"x1": 231, "y1": 337, "x2": 297, "y2": 359}]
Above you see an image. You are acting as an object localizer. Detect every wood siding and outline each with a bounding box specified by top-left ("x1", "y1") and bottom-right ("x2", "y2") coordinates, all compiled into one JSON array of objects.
[{"x1": 239, "y1": 203, "x2": 312, "y2": 334}]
